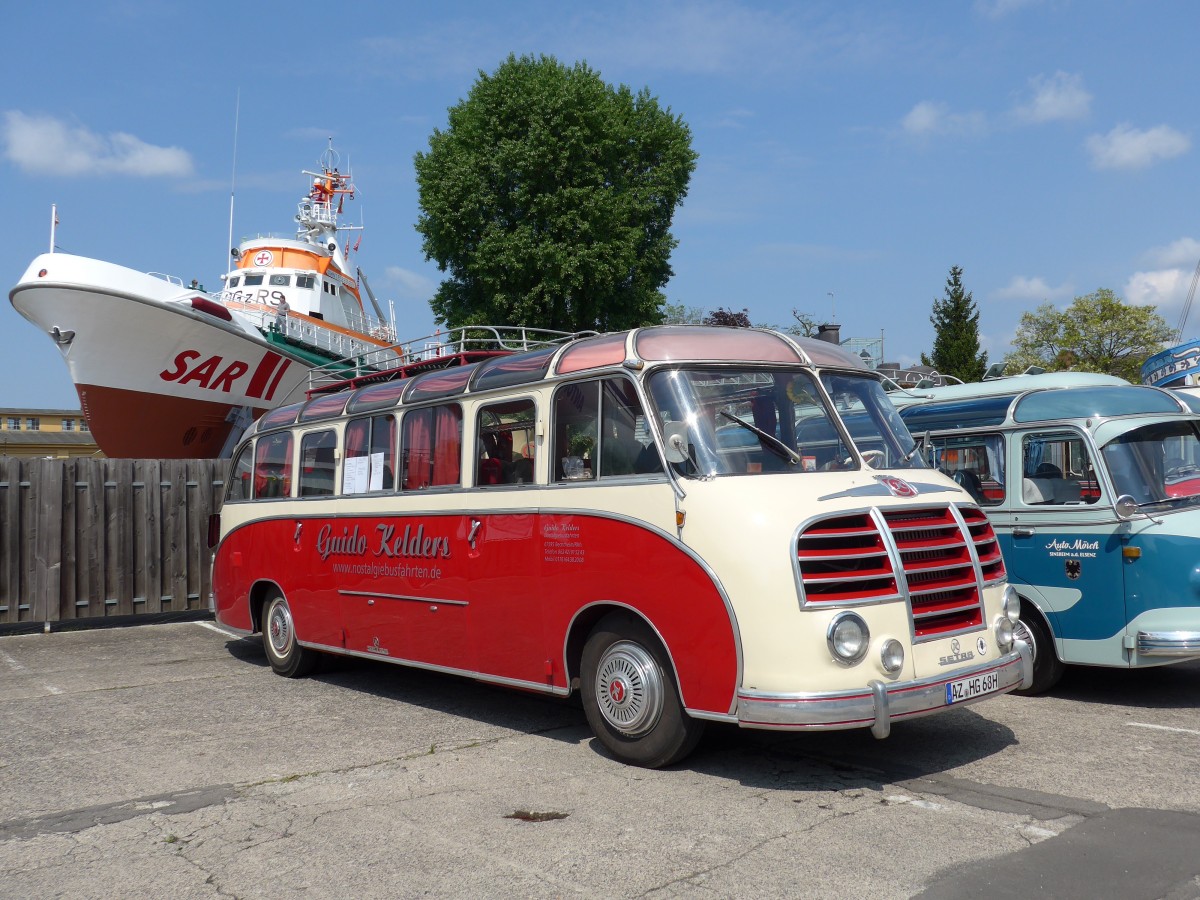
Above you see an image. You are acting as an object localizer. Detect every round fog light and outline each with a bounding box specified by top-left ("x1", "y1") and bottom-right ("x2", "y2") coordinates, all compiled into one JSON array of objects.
[
  {"x1": 880, "y1": 638, "x2": 904, "y2": 674},
  {"x1": 828, "y1": 612, "x2": 869, "y2": 664},
  {"x1": 995, "y1": 617, "x2": 1015, "y2": 651},
  {"x1": 1002, "y1": 585, "x2": 1021, "y2": 623}
]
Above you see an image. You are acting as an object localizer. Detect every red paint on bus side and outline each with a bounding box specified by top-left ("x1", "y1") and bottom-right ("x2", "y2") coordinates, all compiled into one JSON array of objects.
[{"x1": 213, "y1": 511, "x2": 739, "y2": 715}]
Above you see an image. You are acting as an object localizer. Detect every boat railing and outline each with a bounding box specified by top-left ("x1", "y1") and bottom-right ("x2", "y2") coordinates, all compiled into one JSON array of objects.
[
  {"x1": 215, "y1": 295, "x2": 399, "y2": 363},
  {"x1": 147, "y1": 272, "x2": 187, "y2": 287},
  {"x1": 303, "y1": 325, "x2": 597, "y2": 394}
]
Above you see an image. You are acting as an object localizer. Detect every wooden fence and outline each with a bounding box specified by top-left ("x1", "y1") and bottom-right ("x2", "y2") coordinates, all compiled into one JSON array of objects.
[{"x1": 0, "y1": 458, "x2": 229, "y2": 633}]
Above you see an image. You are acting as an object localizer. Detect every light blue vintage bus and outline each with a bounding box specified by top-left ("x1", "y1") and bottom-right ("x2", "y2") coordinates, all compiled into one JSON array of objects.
[{"x1": 891, "y1": 372, "x2": 1200, "y2": 693}]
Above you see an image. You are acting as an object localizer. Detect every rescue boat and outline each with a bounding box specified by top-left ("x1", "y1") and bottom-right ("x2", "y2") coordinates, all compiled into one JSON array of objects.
[{"x1": 9, "y1": 144, "x2": 399, "y2": 459}]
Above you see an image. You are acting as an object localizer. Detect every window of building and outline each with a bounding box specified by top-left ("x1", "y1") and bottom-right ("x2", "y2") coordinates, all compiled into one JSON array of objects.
[
  {"x1": 80, "y1": 419, "x2": 89, "y2": 432},
  {"x1": 26, "y1": 418, "x2": 39, "y2": 431},
  {"x1": 5, "y1": 418, "x2": 19, "y2": 430},
  {"x1": 62, "y1": 419, "x2": 75, "y2": 431}
]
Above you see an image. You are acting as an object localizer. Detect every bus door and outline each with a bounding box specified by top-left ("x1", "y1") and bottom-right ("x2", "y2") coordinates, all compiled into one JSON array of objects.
[
  {"x1": 341, "y1": 405, "x2": 472, "y2": 669},
  {"x1": 466, "y1": 399, "x2": 548, "y2": 686},
  {"x1": 1000, "y1": 430, "x2": 1128, "y2": 660}
]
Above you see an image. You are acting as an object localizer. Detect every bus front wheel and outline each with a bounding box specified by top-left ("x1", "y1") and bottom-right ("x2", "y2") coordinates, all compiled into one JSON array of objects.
[
  {"x1": 1012, "y1": 603, "x2": 1065, "y2": 695},
  {"x1": 262, "y1": 591, "x2": 319, "y2": 678},
  {"x1": 580, "y1": 614, "x2": 704, "y2": 768}
]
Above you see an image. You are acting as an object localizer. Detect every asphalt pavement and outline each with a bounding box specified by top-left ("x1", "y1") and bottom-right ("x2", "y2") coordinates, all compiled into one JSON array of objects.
[{"x1": 1, "y1": 621, "x2": 1198, "y2": 898}]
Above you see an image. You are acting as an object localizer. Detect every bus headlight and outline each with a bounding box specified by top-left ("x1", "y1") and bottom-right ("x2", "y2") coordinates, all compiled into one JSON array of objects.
[
  {"x1": 828, "y1": 612, "x2": 870, "y2": 665},
  {"x1": 1002, "y1": 585, "x2": 1020, "y2": 623},
  {"x1": 995, "y1": 616, "x2": 1015, "y2": 651},
  {"x1": 880, "y1": 638, "x2": 904, "y2": 674}
]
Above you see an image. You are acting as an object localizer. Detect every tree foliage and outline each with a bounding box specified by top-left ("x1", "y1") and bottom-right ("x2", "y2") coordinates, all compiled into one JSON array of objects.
[
  {"x1": 414, "y1": 54, "x2": 697, "y2": 333},
  {"x1": 661, "y1": 301, "x2": 705, "y2": 324},
  {"x1": 1004, "y1": 288, "x2": 1172, "y2": 381},
  {"x1": 703, "y1": 306, "x2": 752, "y2": 328},
  {"x1": 921, "y1": 265, "x2": 988, "y2": 382}
]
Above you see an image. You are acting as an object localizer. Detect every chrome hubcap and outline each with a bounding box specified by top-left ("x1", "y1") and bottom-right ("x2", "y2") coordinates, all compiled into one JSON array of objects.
[
  {"x1": 1013, "y1": 618, "x2": 1037, "y2": 661},
  {"x1": 267, "y1": 601, "x2": 292, "y2": 656},
  {"x1": 594, "y1": 641, "x2": 664, "y2": 736}
]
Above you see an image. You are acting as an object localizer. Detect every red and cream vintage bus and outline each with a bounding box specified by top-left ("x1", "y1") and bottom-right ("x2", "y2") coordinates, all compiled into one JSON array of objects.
[{"x1": 212, "y1": 325, "x2": 1031, "y2": 767}]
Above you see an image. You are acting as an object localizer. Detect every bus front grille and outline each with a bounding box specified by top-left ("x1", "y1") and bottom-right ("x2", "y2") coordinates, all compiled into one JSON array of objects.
[{"x1": 796, "y1": 505, "x2": 990, "y2": 640}]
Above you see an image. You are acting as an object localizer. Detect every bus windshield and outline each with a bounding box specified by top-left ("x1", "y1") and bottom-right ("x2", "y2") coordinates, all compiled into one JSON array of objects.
[
  {"x1": 1101, "y1": 420, "x2": 1200, "y2": 507},
  {"x1": 646, "y1": 367, "x2": 921, "y2": 476}
]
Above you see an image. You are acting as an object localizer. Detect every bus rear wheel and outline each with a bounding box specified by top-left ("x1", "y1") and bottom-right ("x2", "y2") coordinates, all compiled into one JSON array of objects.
[
  {"x1": 1012, "y1": 603, "x2": 1065, "y2": 695},
  {"x1": 580, "y1": 614, "x2": 704, "y2": 768},
  {"x1": 262, "y1": 590, "x2": 319, "y2": 678}
]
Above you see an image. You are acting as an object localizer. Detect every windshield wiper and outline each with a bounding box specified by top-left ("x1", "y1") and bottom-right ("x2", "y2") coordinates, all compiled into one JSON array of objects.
[{"x1": 717, "y1": 411, "x2": 802, "y2": 465}]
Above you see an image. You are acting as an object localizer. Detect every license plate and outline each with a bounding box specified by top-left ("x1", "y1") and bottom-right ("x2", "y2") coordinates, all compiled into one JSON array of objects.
[{"x1": 945, "y1": 670, "x2": 1000, "y2": 704}]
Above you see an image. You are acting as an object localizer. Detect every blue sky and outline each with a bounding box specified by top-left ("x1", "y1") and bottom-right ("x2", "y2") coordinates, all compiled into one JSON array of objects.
[{"x1": 3, "y1": 0, "x2": 1198, "y2": 408}]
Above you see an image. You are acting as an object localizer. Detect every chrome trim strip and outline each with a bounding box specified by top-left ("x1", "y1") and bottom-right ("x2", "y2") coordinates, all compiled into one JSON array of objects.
[
  {"x1": 338, "y1": 589, "x2": 469, "y2": 607},
  {"x1": 297, "y1": 639, "x2": 571, "y2": 696},
  {"x1": 735, "y1": 649, "x2": 1026, "y2": 732},
  {"x1": 1136, "y1": 630, "x2": 1200, "y2": 657}
]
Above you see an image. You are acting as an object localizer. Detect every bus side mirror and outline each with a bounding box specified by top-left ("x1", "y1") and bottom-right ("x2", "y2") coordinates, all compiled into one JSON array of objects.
[
  {"x1": 664, "y1": 423, "x2": 689, "y2": 464},
  {"x1": 1114, "y1": 495, "x2": 1139, "y2": 519}
]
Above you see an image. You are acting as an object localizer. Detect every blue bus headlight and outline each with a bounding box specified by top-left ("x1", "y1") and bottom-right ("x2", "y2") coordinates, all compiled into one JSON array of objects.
[{"x1": 828, "y1": 612, "x2": 869, "y2": 665}]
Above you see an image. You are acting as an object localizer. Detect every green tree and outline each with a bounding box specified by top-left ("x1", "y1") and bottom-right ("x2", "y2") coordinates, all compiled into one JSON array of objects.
[
  {"x1": 921, "y1": 266, "x2": 988, "y2": 382},
  {"x1": 661, "y1": 301, "x2": 705, "y2": 324},
  {"x1": 1005, "y1": 289, "x2": 1172, "y2": 382},
  {"x1": 414, "y1": 54, "x2": 697, "y2": 332}
]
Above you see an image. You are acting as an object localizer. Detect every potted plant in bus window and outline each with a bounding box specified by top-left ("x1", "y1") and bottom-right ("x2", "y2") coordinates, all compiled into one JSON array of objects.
[{"x1": 563, "y1": 430, "x2": 595, "y2": 480}]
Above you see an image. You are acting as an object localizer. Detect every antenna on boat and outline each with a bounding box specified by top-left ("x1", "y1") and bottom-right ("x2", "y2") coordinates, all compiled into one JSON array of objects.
[
  {"x1": 226, "y1": 89, "x2": 241, "y2": 278},
  {"x1": 49, "y1": 203, "x2": 58, "y2": 253}
]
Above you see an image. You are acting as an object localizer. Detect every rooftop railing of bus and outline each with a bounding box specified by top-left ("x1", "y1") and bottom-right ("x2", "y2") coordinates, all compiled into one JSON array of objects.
[{"x1": 303, "y1": 325, "x2": 597, "y2": 394}]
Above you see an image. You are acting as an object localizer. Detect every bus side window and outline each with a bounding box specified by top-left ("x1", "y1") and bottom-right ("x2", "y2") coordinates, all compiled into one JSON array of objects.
[
  {"x1": 227, "y1": 442, "x2": 253, "y2": 502},
  {"x1": 401, "y1": 404, "x2": 462, "y2": 490},
  {"x1": 476, "y1": 399, "x2": 536, "y2": 486},
  {"x1": 599, "y1": 379, "x2": 661, "y2": 477},
  {"x1": 254, "y1": 432, "x2": 294, "y2": 499},
  {"x1": 553, "y1": 381, "x2": 600, "y2": 481},
  {"x1": 344, "y1": 414, "x2": 396, "y2": 493},
  {"x1": 299, "y1": 429, "x2": 338, "y2": 497}
]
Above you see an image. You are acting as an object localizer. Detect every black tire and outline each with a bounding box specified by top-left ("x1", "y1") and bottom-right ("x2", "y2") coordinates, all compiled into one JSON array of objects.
[
  {"x1": 579, "y1": 613, "x2": 704, "y2": 768},
  {"x1": 261, "y1": 590, "x2": 319, "y2": 678},
  {"x1": 1012, "y1": 602, "x2": 1065, "y2": 695}
]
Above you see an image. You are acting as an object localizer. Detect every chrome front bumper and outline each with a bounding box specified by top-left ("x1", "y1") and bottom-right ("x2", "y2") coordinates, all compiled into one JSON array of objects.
[
  {"x1": 1137, "y1": 631, "x2": 1200, "y2": 657},
  {"x1": 736, "y1": 642, "x2": 1032, "y2": 739}
]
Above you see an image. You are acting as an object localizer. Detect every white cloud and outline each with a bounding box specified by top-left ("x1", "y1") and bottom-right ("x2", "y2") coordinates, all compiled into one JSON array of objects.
[
  {"x1": 1086, "y1": 123, "x2": 1190, "y2": 170},
  {"x1": 1143, "y1": 237, "x2": 1200, "y2": 269},
  {"x1": 1014, "y1": 72, "x2": 1090, "y2": 123},
  {"x1": 383, "y1": 265, "x2": 435, "y2": 298},
  {"x1": 901, "y1": 101, "x2": 986, "y2": 137},
  {"x1": 975, "y1": 0, "x2": 1044, "y2": 19},
  {"x1": 992, "y1": 276, "x2": 1074, "y2": 302},
  {"x1": 1125, "y1": 268, "x2": 1190, "y2": 312},
  {"x1": 1, "y1": 111, "x2": 193, "y2": 178}
]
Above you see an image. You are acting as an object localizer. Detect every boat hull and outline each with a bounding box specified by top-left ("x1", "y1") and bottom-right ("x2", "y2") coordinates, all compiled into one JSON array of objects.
[{"x1": 10, "y1": 254, "x2": 312, "y2": 458}]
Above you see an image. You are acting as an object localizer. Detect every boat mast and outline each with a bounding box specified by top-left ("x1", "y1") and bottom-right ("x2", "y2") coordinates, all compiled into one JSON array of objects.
[{"x1": 227, "y1": 90, "x2": 241, "y2": 279}]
